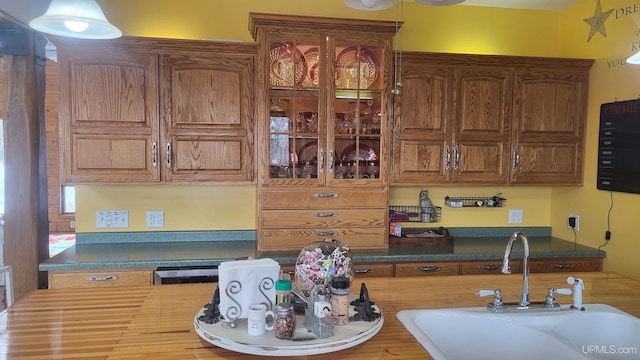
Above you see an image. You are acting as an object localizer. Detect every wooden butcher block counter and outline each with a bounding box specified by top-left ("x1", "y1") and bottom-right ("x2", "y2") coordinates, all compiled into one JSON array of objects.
[{"x1": 2, "y1": 272, "x2": 639, "y2": 359}]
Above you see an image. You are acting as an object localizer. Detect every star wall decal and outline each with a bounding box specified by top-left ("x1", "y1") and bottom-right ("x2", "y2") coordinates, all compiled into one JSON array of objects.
[{"x1": 584, "y1": 0, "x2": 613, "y2": 42}]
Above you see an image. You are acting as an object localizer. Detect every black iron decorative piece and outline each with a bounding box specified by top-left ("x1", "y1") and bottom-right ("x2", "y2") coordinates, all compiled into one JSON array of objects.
[{"x1": 350, "y1": 282, "x2": 380, "y2": 322}]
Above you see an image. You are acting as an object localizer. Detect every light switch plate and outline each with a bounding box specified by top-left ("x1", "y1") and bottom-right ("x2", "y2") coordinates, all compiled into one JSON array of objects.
[
  {"x1": 508, "y1": 209, "x2": 523, "y2": 224},
  {"x1": 146, "y1": 211, "x2": 164, "y2": 228},
  {"x1": 96, "y1": 210, "x2": 129, "y2": 228}
]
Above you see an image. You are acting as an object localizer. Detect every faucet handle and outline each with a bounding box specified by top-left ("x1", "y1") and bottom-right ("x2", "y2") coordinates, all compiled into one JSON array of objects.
[
  {"x1": 476, "y1": 289, "x2": 503, "y2": 309},
  {"x1": 475, "y1": 289, "x2": 498, "y2": 297},
  {"x1": 545, "y1": 287, "x2": 572, "y2": 308},
  {"x1": 555, "y1": 288, "x2": 573, "y2": 296}
]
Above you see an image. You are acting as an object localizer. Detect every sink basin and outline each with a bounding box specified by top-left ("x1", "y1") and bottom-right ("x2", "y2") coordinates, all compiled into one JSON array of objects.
[{"x1": 397, "y1": 304, "x2": 640, "y2": 360}]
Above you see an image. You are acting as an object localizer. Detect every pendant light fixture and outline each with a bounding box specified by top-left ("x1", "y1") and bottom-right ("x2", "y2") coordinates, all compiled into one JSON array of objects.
[
  {"x1": 29, "y1": 0, "x2": 122, "y2": 39},
  {"x1": 415, "y1": 0, "x2": 466, "y2": 5},
  {"x1": 344, "y1": 0, "x2": 394, "y2": 11},
  {"x1": 627, "y1": 51, "x2": 640, "y2": 64}
]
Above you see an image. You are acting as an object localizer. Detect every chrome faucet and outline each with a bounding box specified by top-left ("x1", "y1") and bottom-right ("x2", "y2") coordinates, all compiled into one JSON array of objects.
[{"x1": 502, "y1": 231, "x2": 530, "y2": 307}]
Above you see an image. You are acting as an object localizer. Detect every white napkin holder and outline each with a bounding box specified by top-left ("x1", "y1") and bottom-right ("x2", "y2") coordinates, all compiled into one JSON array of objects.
[{"x1": 218, "y1": 258, "x2": 280, "y2": 323}]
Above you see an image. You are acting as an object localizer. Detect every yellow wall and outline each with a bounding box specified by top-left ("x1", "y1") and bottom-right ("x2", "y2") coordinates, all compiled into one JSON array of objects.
[
  {"x1": 551, "y1": 0, "x2": 640, "y2": 280},
  {"x1": 75, "y1": 185, "x2": 256, "y2": 231},
  {"x1": 74, "y1": 0, "x2": 640, "y2": 279}
]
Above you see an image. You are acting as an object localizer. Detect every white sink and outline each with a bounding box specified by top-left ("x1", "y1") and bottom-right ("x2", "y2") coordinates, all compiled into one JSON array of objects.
[{"x1": 396, "y1": 304, "x2": 640, "y2": 360}]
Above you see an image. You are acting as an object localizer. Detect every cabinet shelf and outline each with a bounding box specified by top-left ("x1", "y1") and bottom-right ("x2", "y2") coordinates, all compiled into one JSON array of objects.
[
  {"x1": 444, "y1": 194, "x2": 506, "y2": 208},
  {"x1": 389, "y1": 205, "x2": 442, "y2": 223}
]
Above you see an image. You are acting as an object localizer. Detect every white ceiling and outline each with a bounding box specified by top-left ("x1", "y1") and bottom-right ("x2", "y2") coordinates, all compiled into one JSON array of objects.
[{"x1": 0, "y1": 0, "x2": 581, "y2": 27}]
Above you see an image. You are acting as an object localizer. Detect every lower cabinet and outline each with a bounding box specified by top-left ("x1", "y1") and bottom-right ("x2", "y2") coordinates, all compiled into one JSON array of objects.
[
  {"x1": 393, "y1": 257, "x2": 602, "y2": 277},
  {"x1": 529, "y1": 258, "x2": 602, "y2": 273},
  {"x1": 48, "y1": 269, "x2": 154, "y2": 289},
  {"x1": 47, "y1": 258, "x2": 601, "y2": 289},
  {"x1": 395, "y1": 262, "x2": 459, "y2": 277},
  {"x1": 280, "y1": 262, "x2": 393, "y2": 279}
]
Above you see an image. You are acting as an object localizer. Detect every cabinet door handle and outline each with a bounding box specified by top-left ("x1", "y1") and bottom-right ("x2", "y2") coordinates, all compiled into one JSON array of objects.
[
  {"x1": 354, "y1": 267, "x2": 375, "y2": 274},
  {"x1": 454, "y1": 144, "x2": 460, "y2": 170},
  {"x1": 478, "y1": 264, "x2": 502, "y2": 271},
  {"x1": 152, "y1": 141, "x2": 158, "y2": 168},
  {"x1": 313, "y1": 231, "x2": 337, "y2": 236},
  {"x1": 328, "y1": 149, "x2": 334, "y2": 174},
  {"x1": 444, "y1": 144, "x2": 451, "y2": 170},
  {"x1": 318, "y1": 147, "x2": 325, "y2": 174},
  {"x1": 166, "y1": 142, "x2": 172, "y2": 169},
  {"x1": 416, "y1": 266, "x2": 442, "y2": 272},
  {"x1": 313, "y1": 212, "x2": 338, "y2": 217},
  {"x1": 550, "y1": 263, "x2": 576, "y2": 269},
  {"x1": 87, "y1": 275, "x2": 119, "y2": 281},
  {"x1": 512, "y1": 147, "x2": 520, "y2": 171},
  {"x1": 313, "y1": 193, "x2": 338, "y2": 198}
]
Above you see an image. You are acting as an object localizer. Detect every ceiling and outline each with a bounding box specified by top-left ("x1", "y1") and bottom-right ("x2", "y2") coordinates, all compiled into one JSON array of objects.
[{"x1": 0, "y1": 0, "x2": 581, "y2": 28}]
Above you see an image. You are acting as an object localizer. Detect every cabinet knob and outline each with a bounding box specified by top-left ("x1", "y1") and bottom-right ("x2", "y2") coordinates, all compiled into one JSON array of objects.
[
  {"x1": 478, "y1": 264, "x2": 502, "y2": 271},
  {"x1": 87, "y1": 275, "x2": 119, "y2": 281},
  {"x1": 152, "y1": 141, "x2": 158, "y2": 168},
  {"x1": 313, "y1": 231, "x2": 337, "y2": 236},
  {"x1": 444, "y1": 145, "x2": 451, "y2": 170},
  {"x1": 166, "y1": 142, "x2": 172, "y2": 169},
  {"x1": 313, "y1": 193, "x2": 338, "y2": 198},
  {"x1": 415, "y1": 266, "x2": 441, "y2": 272},
  {"x1": 313, "y1": 212, "x2": 338, "y2": 217}
]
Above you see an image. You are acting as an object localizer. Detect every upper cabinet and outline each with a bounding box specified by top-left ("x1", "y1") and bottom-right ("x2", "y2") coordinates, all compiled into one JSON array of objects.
[
  {"x1": 511, "y1": 65, "x2": 590, "y2": 185},
  {"x1": 57, "y1": 37, "x2": 257, "y2": 183},
  {"x1": 58, "y1": 47, "x2": 160, "y2": 182},
  {"x1": 392, "y1": 52, "x2": 592, "y2": 186},
  {"x1": 250, "y1": 13, "x2": 398, "y2": 251}
]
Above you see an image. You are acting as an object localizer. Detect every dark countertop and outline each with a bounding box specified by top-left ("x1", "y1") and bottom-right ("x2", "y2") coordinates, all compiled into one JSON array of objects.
[{"x1": 40, "y1": 228, "x2": 605, "y2": 271}]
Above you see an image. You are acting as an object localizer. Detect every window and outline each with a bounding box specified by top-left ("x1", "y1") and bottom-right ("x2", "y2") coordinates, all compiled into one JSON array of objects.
[{"x1": 61, "y1": 186, "x2": 75, "y2": 214}]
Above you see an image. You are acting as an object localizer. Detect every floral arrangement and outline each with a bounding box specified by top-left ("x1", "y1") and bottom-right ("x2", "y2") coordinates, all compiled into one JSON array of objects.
[{"x1": 293, "y1": 239, "x2": 353, "y2": 302}]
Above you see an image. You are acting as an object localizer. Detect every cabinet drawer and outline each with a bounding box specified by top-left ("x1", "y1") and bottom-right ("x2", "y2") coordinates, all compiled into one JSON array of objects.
[
  {"x1": 395, "y1": 262, "x2": 459, "y2": 277},
  {"x1": 48, "y1": 269, "x2": 154, "y2": 289},
  {"x1": 459, "y1": 260, "x2": 522, "y2": 275},
  {"x1": 353, "y1": 263, "x2": 394, "y2": 278},
  {"x1": 280, "y1": 263, "x2": 393, "y2": 280},
  {"x1": 529, "y1": 258, "x2": 602, "y2": 273},
  {"x1": 260, "y1": 227, "x2": 387, "y2": 251},
  {"x1": 262, "y1": 209, "x2": 386, "y2": 228},
  {"x1": 262, "y1": 189, "x2": 387, "y2": 209}
]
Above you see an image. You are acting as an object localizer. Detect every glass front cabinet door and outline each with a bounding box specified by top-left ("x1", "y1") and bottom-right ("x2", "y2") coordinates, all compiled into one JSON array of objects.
[{"x1": 251, "y1": 14, "x2": 398, "y2": 251}]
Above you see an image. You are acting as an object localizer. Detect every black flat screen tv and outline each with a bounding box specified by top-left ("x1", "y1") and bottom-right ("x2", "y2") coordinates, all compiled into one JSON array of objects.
[{"x1": 597, "y1": 99, "x2": 640, "y2": 194}]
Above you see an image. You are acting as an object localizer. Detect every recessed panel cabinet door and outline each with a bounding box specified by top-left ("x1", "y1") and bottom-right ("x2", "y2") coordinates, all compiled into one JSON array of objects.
[
  {"x1": 392, "y1": 62, "x2": 451, "y2": 183},
  {"x1": 511, "y1": 68, "x2": 589, "y2": 185},
  {"x1": 453, "y1": 67, "x2": 511, "y2": 184},
  {"x1": 59, "y1": 50, "x2": 160, "y2": 182},
  {"x1": 161, "y1": 54, "x2": 254, "y2": 182}
]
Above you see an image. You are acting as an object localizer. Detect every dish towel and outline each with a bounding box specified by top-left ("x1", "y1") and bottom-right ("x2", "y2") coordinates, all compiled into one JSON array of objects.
[{"x1": 218, "y1": 258, "x2": 280, "y2": 323}]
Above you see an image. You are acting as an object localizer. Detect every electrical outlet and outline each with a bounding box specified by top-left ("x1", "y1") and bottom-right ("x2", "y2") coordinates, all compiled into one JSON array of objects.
[
  {"x1": 69, "y1": 220, "x2": 75, "y2": 229},
  {"x1": 508, "y1": 209, "x2": 523, "y2": 224},
  {"x1": 568, "y1": 213, "x2": 580, "y2": 231},
  {"x1": 146, "y1": 211, "x2": 164, "y2": 228},
  {"x1": 96, "y1": 210, "x2": 129, "y2": 228}
]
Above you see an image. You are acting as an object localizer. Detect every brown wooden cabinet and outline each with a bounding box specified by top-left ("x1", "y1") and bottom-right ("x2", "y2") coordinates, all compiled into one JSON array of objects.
[
  {"x1": 48, "y1": 268, "x2": 154, "y2": 289},
  {"x1": 395, "y1": 261, "x2": 459, "y2": 277},
  {"x1": 393, "y1": 54, "x2": 511, "y2": 184},
  {"x1": 57, "y1": 37, "x2": 256, "y2": 183},
  {"x1": 510, "y1": 65, "x2": 591, "y2": 185},
  {"x1": 393, "y1": 257, "x2": 601, "y2": 277},
  {"x1": 251, "y1": 14, "x2": 398, "y2": 251},
  {"x1": 392, "y1": 52, "x2": 592, "y2": 186},
  {"x1": 59, "y1": 47, "x2": 160, "y2": 182},
  {"x1": 529, "y1": 258, "x2": 602, "y2": 273}
]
